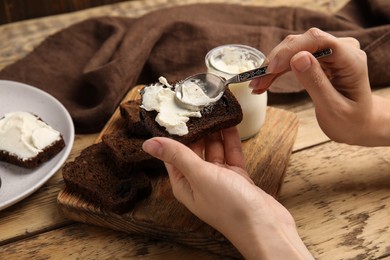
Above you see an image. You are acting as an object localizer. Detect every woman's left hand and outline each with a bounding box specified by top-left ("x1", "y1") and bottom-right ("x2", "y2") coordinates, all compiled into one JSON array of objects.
[{"x1": 142, "y1": 127, "x2": 313, "y2": 259}]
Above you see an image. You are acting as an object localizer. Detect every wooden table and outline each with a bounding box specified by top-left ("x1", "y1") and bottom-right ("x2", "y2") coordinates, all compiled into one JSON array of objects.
[{"x1": 1, "y1": 0, "x2": 389, "y2": 259}]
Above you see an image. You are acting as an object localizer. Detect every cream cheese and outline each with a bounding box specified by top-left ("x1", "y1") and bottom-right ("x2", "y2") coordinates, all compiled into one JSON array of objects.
[
  {"x1": 141, "y1": 78, "x2": 202, "y2": 136},
  {"x1": 179, "y1": 79, "x2": 220, "y2": 108},
  {"x1": 210, "y1": 46, "x2": 258, "y2": 74},
  {"x1": 0, "y1": 111, "x2": 61, "y2": 160}
]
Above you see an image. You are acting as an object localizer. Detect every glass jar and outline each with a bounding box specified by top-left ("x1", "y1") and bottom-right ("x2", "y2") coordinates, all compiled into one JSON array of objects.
[{"x1": 205, "y1": 44, "x2": 267, "y2": 140}]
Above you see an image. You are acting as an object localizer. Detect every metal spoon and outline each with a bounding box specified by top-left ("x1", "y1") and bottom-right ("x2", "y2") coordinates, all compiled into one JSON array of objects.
[{"x1": 176, "y1": 48, "x2": 332, "y2": 109}]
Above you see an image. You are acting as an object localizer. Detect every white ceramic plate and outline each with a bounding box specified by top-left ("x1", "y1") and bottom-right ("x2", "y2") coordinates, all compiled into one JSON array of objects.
[{"x1": 0, "y1": 80, "x2": 74, "y2": 210}]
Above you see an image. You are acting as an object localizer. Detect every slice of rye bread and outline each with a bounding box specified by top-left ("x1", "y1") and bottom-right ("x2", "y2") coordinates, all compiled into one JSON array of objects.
[
  {"x1": 102, "y1": 130, "x2": 164, "y2": 178},
  {"x1": 0, "y1": 113, "x2": 66, "y2": 169},
  {"x1": 62, "y1": 142, "x2": 152, "y2": 214},
  {"x1": 140, "y1": 87, "x2": 243, "y2": 144},
  {"x1": 0, "y1": 137, "x2": 65, "y2": 169},
  {"x1": 119, "y1": 99, "x2": 151, "y2": 137}
]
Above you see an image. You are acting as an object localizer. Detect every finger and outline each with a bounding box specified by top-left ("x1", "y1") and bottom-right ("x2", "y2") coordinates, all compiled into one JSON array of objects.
[
  {"x1": 339, "y1": 37, "x2": 361, "y2": 48},
  {"x1": 204, "y1": 131, "x2": 225, "y2": 164},
  {"x1": 249, "y1": 71, "x2": 284, "y2": 94},
  {"x1": 222, "y1": 127, "x2": 246, "y2": 169},
  {"x1": 144, "y1": 140, "x2": 201, "y2": 207},
  {"x1": 250, "y1": 28, "x2": 337, "y2": 93},
  {"x1": 266, "y1": 28, "x2": 338, "y2": 74},
  {"x1": 142, "y1": 137, "x2": 204, "y2": 178},
  {"x1": 189, "y1": 138, "x2": 205, "y2": 159},
  {"x1": 290, "y1": 51, "x2": 345, "y2": 106}
]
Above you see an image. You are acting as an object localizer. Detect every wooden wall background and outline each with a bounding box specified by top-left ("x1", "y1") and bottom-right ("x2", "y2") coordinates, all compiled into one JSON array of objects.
[{"x1": 0, "y1": 0, "x2": 133, "y2": 24}]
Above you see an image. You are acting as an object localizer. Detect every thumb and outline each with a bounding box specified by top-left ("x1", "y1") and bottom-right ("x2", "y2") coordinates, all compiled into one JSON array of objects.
[
  {"x1": 290, "y1": 51, "x2": 343, "y2": 106},
  {"x1": 142, "y1": 137, "x2": 202, "y2": 179}
]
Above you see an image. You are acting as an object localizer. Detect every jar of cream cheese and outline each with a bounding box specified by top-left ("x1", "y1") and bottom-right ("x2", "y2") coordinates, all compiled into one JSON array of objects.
[{"x1": 205, "y1": 44, "x2": 267, "y2": 140}]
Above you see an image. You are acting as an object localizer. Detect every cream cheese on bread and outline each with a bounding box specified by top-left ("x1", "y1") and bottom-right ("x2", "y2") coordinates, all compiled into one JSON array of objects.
[
  {"x1": 140, "y1": 78, "x2": 201, "y2": 136},
  {"x1": 0, "y1": 111, "x2": 61, "y2": 160}
]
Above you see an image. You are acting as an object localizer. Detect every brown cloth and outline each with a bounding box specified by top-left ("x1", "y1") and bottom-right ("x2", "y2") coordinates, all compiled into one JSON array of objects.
[{"x1": 1, "y1": 0, "x2": 389, "y2": 133}]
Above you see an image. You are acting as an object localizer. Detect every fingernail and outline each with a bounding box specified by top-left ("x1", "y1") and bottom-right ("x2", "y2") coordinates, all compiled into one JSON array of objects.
[
  {"x1": 266, "y1": 58, "x2": 278, "y2": 73},
  {"x1": 142, "y1": 139, "x2": 162, "y2": 157},
  {"x1": 291, "y1": 53, "x2": 312, "y2": 72}
]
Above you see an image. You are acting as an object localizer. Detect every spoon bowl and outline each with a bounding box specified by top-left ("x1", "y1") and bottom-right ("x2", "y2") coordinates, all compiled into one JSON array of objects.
[{"x1": 176, "y1": 73, "x2": 225, "y2": 100}]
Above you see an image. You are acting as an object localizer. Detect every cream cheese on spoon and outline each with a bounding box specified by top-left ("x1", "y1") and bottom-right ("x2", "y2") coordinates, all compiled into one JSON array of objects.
[{"x1": 178, "y1": 78, "x2": 220, "y2": 108}]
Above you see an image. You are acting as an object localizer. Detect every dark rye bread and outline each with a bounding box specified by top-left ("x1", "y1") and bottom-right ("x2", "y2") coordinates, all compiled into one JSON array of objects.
[
  {"x1": 102, "y1": 130, "x2": 164, "y2": 178},
  {"x1": 0, "y1": 112, "x2": 65, "y2": 169},
  {"x1": 140, "y1": 87, "x2": 243, "y2": 144},
  {"x1": 62, "y1": 142, "x2": 152, "y2": 214},
  {"x1": 119, "y1": 99, "x2": 150, "y2": 137},
  {"x1": 0, "y1": 137, "x2": 65, "y2": 168}
]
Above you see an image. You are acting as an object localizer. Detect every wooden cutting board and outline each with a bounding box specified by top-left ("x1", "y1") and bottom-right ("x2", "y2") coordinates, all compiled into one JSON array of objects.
[{"x1": 57, "y1": 86, "x2": 299, "y2": 258}]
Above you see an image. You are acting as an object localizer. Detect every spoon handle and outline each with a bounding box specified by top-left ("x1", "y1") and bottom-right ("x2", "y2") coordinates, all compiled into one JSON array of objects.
[{"x1": 226, "y1": 48, "x2": 333, "y2": 85}]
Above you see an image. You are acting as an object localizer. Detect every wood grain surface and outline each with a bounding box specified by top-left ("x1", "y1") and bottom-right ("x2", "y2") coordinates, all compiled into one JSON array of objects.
[{"x1": 57, "y1": 86, "x2": 299, "y2": 258}]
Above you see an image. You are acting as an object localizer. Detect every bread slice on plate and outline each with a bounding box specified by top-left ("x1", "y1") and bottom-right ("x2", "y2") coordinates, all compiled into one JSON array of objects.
[{"x1": 0, "y1": 111, "x2": 65, "y2": 169}]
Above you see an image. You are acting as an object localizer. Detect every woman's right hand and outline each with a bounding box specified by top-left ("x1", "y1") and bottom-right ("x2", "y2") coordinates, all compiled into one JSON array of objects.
[{"x1": 250, "y1": 28, "x2": 390, "y2": 146}]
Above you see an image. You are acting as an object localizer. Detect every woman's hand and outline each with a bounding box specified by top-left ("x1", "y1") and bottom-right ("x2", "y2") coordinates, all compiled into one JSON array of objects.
[
  {"x1": 142, "y1": 127, "x2": 313, "y2": 259},
  {"x1": 250, "y1": 28, "x2": 390, "y2": 146}
]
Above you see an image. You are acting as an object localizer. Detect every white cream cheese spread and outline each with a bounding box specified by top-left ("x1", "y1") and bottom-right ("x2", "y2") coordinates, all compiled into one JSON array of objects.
[
  {"x1": 179, "y1": 79, "x2": 220, "y2": 108},
  {"x1": 0, "y1": 111, "x2": 62, "y2": 160},
  {"x1": 141, "y1": 77, "x2": 205, "y2": 136},
  {"x1": 210, "y1": 45, "x2": 258, "y2": 74}
]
